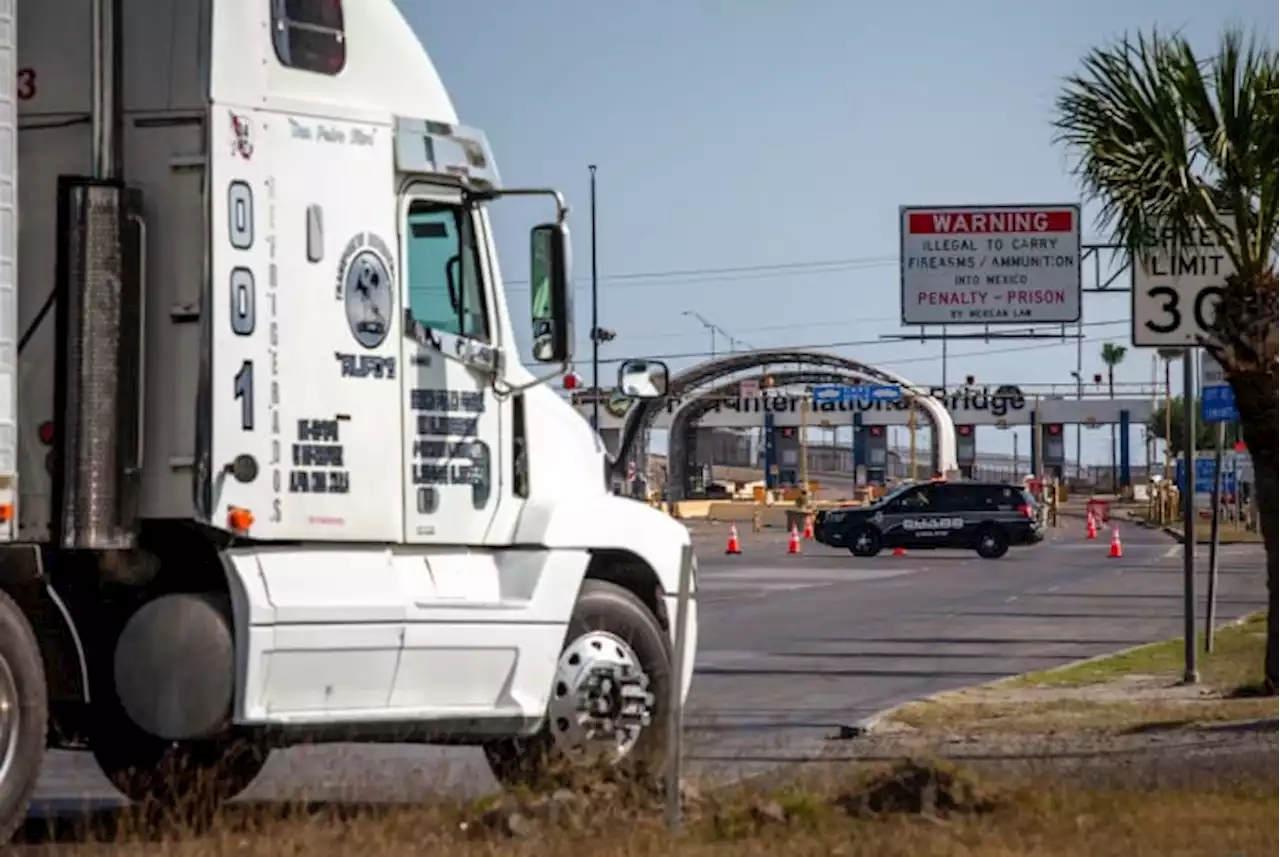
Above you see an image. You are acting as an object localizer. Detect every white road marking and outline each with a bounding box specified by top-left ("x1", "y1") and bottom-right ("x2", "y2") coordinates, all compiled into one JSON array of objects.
[{"x1": 695, "y1": 565, "x2": 917, "y2": 600}]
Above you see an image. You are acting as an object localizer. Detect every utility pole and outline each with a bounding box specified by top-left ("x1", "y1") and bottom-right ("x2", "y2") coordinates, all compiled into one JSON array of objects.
[
  {"x1": 907, "y1": 402, "x2": 917, "y2": 480},
  {"x1": 1071, "y1": 370, "x2": 1083, "y2": 480},
  {"x1": 1158, "y1": 349, "x2": 1180, "y2": 482},
  {"x1": 1033, "y1": 396, "x2": 1044, "y2": 479},
  {"x1": 589, "y1": 164, "x2": 600, "y2": 430},
  {"x1": 940, "y1": 329, "x2": 948, "y2": 392},
  {"x1": 800, "y1": 389, "x2": 810, "y2": 503}
]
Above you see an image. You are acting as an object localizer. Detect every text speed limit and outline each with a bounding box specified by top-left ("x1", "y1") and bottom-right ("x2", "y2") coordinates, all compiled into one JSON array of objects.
[{"x1": 1131, "y1": 223, "x2": 1235, "y2": 347}]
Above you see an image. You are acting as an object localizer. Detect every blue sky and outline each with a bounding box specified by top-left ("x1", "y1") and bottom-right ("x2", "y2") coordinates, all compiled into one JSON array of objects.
[{"x1": 400, "y1": 1, "x2": 1276, "y2": 463}]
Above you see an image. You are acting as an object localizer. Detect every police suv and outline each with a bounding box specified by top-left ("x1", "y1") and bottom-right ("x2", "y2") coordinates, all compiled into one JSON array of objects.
[{"x1": 813, "y1": 480, "x2": 1045, "y2": 559}]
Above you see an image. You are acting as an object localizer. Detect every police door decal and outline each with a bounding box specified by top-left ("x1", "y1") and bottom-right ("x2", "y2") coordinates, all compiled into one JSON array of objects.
[
  {"x1": 399, "y1": 196, "x2": 501, "y2": 544},
  {"x1": 901, "y1": 516, "x2": 965, "y2": 538}
]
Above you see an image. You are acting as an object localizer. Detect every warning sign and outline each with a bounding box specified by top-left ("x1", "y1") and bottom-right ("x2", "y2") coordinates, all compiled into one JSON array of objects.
[{"x1": 900, "y1": 204, "x2": 1082, "y2": 326}]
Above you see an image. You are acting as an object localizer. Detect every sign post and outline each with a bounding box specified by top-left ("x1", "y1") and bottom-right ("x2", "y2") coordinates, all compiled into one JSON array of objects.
[
  {"x1": 899, "y1": 204, "x2": 1082, "y2": 326},
  {"x1": 664, "y1": 543, "x2": 695, "y2": 832},
  {"x1": 1130, "y1": 215, "x2": 1239, "y2": 686},
  {"x1": 1198, "y1": 350, "x2": 1235, "y2": 654},
  {"x1": 1181, "y1": 350, "x2": 1198, "y2": 684}
]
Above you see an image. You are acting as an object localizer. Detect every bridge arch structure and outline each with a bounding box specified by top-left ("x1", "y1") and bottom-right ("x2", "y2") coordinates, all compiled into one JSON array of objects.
[{"x1": 619, "y1": 350, "x2": 958, "y2": 498}]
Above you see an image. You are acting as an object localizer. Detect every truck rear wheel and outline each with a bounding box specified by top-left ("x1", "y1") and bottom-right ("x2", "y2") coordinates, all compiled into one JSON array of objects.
[
  {"x1": 483, "y1": 579, "x2": 671, "y2": 789},
  {"x1": 90, "y1": 592, "x2": 267, "y2": 819},
  {"x1": 0, "y1": 589, "x2": 48, "y2": 842}
]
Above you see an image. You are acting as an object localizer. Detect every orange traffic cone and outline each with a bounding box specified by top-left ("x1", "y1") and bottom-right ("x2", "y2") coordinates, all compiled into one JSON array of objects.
[
  {"x1": 1108, "y1": 526, "x2": 1123, "y2": 558},
  {"x1": 1086, "y1": 512, "x2": 1097, "y2": 540},
  {"x1": 787, "y1": 524, "x2": 802, "y2": 555},
  {"x1": 892, "y1": 546, "x2": 908, "y2": 557},
  {"x1": 725, "y1": 523, "x2": 742, "y2": 556},
  {"x1": 802, "y1": 515, "x2": 814, "y2": 540}
]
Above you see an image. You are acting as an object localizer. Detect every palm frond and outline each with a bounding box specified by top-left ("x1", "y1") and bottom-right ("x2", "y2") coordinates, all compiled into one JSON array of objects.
[{"x1": 1052, "y1": 27, "x2": 1277, "y2": 275}]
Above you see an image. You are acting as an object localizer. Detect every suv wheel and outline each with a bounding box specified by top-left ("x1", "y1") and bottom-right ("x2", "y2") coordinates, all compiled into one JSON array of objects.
[
  {"x1": 849, "y1": 527, "x2": 882, "y2": 558},
  {"x1": 975, "y1": 526, "x2": 1009, "y2": 559}
]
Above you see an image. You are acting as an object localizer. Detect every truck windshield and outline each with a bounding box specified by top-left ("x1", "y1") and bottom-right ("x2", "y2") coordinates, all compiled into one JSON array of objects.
[{"x1": 405, "y1": 200, "x2": 489, "y2": 342}]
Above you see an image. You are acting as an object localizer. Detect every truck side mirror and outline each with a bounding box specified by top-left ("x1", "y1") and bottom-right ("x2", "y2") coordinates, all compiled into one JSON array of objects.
[
  {"x1": 529, "y1": 222, "x2": 572, "y2": 363},
  {"x1": 617, "y1": 359, "x2": 670, "y2": 400}
]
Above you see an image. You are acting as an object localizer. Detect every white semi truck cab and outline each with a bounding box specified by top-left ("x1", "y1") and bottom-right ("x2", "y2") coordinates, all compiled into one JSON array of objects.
[{"x1": 0, "y1": 0, "x2": 698, "y2": 832}]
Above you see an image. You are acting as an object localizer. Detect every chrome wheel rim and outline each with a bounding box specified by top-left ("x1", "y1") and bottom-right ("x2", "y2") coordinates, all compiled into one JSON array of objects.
[{"x1": 547, "y1": 630, "x2": 655, "y2": 763}]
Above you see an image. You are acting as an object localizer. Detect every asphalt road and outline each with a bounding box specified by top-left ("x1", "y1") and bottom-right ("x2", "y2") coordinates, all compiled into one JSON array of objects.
[{"x1": 26, "y1": 520, "x2": 1270, "y2": 818}]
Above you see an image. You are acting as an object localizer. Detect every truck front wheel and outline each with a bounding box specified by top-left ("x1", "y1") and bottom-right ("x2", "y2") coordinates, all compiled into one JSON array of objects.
[
  {"x1": 483, "y1": 579, "x2": 672, "y2": 789},
  {"x1": 0, "y1": 589, "x2": 49, "y2": 842}
]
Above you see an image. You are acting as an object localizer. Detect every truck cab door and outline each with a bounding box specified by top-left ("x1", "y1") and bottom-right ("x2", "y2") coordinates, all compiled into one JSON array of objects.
[{"x1": 399, "y1": 188, "x2": 502, "y2": 544}]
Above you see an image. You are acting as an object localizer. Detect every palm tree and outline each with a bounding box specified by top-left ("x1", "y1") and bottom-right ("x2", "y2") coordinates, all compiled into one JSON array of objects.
[
  {"x1": 1054, "y1": 28, "x2": 1279, "y2": 693},
  {"x1": 1100, "y1": 342, "x2": 1127, "y2": 488}
]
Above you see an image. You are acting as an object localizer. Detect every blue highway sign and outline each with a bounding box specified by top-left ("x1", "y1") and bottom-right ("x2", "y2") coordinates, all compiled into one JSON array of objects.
[
  {"x1": 1175, "y1": 456, "x2": 1238, "y2": 495},
  {"x1": 1201, "y1": 384, "x2": 1238, "y2": 424},
  {"x1": 810, "y1": 384, "x2": 903, "y2": 405}
]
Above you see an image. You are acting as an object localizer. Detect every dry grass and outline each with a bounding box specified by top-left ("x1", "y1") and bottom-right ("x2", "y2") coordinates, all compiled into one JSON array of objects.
[
  {"x1": 891, "y1": 694, "x2": 1278, "y2": 732},
  {"x1": 17, "y1": 620, "x2": 1275, "y2": 854},
  {"x1": 1005, "y1": 611, "x2": 1268, "y2": 691},
  {"x1": 16, "y1": 758, "x2": 1277, "y2": 857},
  {"x1": 888, "y1": 611, "x2": 1276, "y2": 734},
  {"x1": 1189, "y1": 519, "x2": 1262, "y2": 543},
  {"x1": 1129, "y1": 508, "x2": 1262, "y2": 543}
]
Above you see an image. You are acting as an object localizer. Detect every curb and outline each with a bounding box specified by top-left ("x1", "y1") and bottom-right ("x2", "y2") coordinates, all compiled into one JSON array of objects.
[
  {"x1": 836, "y1": 612, "x2": 1263, "y2": 739},
  {"x1": 1160, "y1": 524, "x2": 1263, "y2": 547}
]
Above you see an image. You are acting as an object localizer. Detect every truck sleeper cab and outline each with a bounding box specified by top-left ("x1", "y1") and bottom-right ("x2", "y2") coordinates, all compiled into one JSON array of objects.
[{"x1": 0, "y1": 0, "x2": 698, "y2": 835}]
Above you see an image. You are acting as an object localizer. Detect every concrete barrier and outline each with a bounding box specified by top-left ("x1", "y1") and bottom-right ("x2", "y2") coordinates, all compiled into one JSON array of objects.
[
  {"x1": 672, "y1": 496, "x2": 866, "y2": 527},
  {"x1": 670, "y1": 500, "x2": 715, "y2": 519}
]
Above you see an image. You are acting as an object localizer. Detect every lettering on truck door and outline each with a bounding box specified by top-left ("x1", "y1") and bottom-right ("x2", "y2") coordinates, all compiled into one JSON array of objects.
[{"x1": 400, "y1": 189, "x2": 502, "y2": 544}]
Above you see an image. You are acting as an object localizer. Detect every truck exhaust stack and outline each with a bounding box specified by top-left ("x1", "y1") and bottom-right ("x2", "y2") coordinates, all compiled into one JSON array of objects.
[{"x1": 51, "y1": 179, "x2": 143, "y2": 549}]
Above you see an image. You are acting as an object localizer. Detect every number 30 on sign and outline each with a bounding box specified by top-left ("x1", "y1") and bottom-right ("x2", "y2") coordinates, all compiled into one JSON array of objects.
[{"x1": 1131, "y1": 223, "x2": 1236, "y2": 348}]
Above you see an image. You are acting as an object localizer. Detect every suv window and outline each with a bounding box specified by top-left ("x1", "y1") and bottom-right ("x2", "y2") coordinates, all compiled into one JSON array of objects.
[
  {"x1": 894, "y1": 485, "x2": 936, "y2": 510},
  {"x1": 969, "y1": 485, "x2": 1027, "y2": 510},
  {"x1": 273, "y1": 0, "x2": 347, "y2": 76},
  {"x1": 936, "y1": 483, "x2": 983, "y2": 510}
]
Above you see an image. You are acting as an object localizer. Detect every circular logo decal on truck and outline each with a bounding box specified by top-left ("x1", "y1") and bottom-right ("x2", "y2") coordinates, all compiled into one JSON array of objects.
[{"x1": 337, "y1": 233, "x2": 396, "y2": 350}]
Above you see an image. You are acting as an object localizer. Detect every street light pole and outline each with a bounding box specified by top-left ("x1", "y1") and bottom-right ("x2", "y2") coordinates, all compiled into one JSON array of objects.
[
  {"x1": 589, "y1": 164, "x2": 600, "y2": 430},
  {"x1": 682, "y1": 310, "x2": 731, "y2": 359}
]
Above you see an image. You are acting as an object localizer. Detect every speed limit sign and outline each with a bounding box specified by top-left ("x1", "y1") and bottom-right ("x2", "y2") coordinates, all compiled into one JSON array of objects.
[{"x1": 1132, "y1": 222, "x2": 1236, "y2": 347}]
